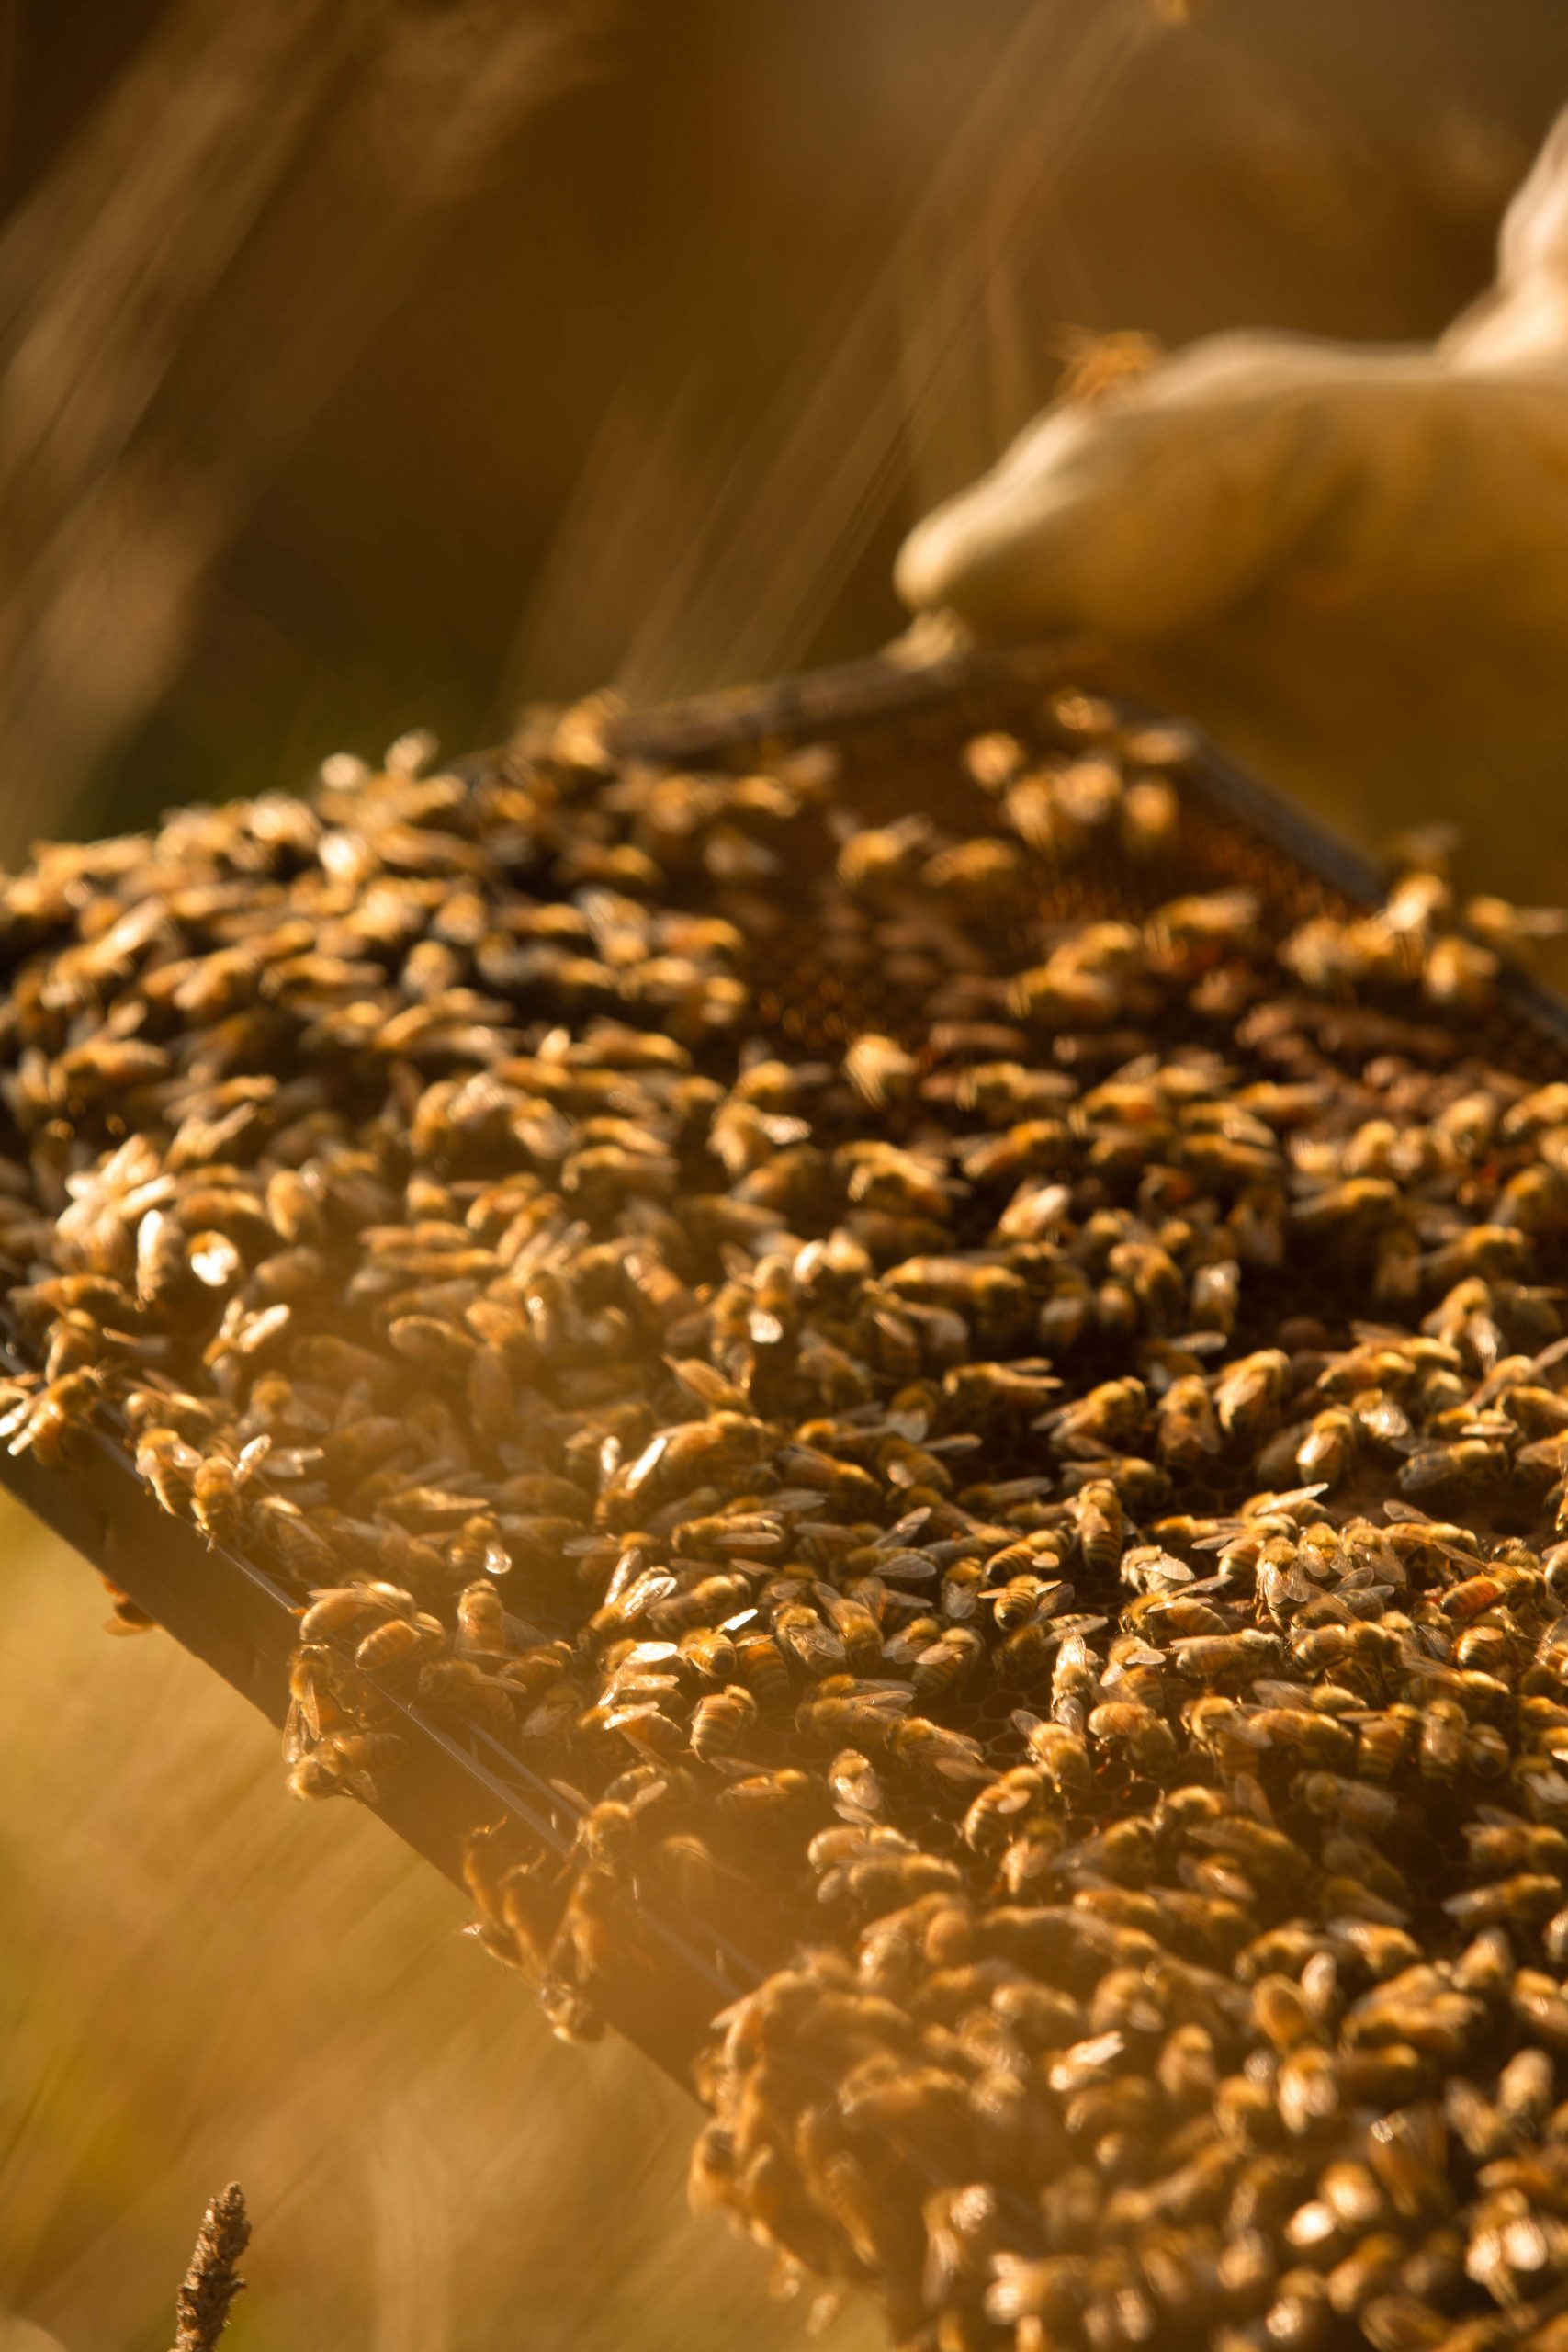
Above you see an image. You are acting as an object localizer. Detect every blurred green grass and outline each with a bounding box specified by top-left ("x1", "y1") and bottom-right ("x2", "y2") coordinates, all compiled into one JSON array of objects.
[{"x1": 0, "y1": 1502, "x2": 878, "y2": 2352}]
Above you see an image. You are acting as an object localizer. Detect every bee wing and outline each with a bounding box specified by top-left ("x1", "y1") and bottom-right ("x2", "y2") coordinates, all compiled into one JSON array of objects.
[
  {"x1": 604, "y1": 1673, "x2": 682, "y2": 1704},
  {"x1": 874, "y1": 1551, "x2": 939, "y2": 1585},
  {"x1": 602, "y1": 1699, "x2": 667, "y2": 1729},
  {"x1": 1190, "y1": 1519, "x2": 1248, "y2": 1553},
  {"x1": 622, "y1": 1569, "x2": 679, "y2": 1614},
  {"x1": 521, "y1": 1691, "x2": 580, "y2": 1739},
  {"x1": 1357, "y1": 1395, "x2": 1413, "y2": 1443},
  {"x1": 1382, "y1": 1500, "x2": 1486, "y2": 1555},
  {"x1": 1166, "y1": 1329, "x2": 1229, "y2": 1358},
  {"x1": 620, "y1": 1640, "x2": 681, "y2": 1669},
  {"x1": 874, "y1": 1509, "x2": 933, "y2": 1549},
  {"x1": 1225, "y1": 1713, "x2": 1274, "y2": 1751},
  {"x1": 1251, "y1": 1677, "x2": 1313, "y2": 1708},
  {"x1": 704, "y1": 1753, "x2": 770, "y2": 1780},
  {"x1": 854, "y1": 1681, "x2": 914, "y2": 1713},
  {"x1": 665, "y1": 1357, "x2": 744, "y2": 1409},
  {"x1": 282, "y1": 1696, "x2": 316, "y2": 1763},
  {"x1": 236, "y1": 1432, "x2": 274, "y2": 1481},
  {"x1": 913, "y1": 1637, "x2": 957, "y2": 1673},
  {"x1": 0, "y1": 1385, "x2": 42, "y2": 1442},
  {"x1": 761, "y1": 1488, "x2": 829, "y2": 1517},
  {"x1": 1049, "y1": 1614, "x2": 1110, "y2": 1644},
  {"x1": 712, "y1": 1515, "x2": 786, "y2": 1555},
  {"x1": 1242, "y1": 1483, "x2": 1330, "y2": 1519},
  {"x1": 787, "y1": 1620, "x2": 847, "y2": 1673},
  {"x1": 1060, "y1": 1431, "x2": 1119, "y2": 1463}
]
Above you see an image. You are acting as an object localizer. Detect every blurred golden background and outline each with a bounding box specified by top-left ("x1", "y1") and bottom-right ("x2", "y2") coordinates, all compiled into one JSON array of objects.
[{"x1": 5, "y1": 2, "x2": 1568, "y2": 2345}]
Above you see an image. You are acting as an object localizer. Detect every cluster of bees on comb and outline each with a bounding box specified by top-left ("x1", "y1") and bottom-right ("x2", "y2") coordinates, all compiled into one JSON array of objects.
[{"x1": 5, "y1": 681, "x2": 1568, "y2": 2350}]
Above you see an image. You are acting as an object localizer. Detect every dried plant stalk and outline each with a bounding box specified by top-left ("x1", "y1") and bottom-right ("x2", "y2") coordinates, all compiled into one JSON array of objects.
[{"x1": 170, "y1": 2183, "x2": 250, "y2": 2352}]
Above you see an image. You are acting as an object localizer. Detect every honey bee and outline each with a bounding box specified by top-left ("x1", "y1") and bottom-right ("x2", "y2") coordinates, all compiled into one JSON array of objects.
[
  {"x1": 1184, "y1": 1256, "x2": 1240, "y2": 1337},
  {"x1": 838, "y1": 1138, "x2": 953, "y2": 1225},
  {"x1": 809, "y1": 1585, "x2": 883, "y2": 1672},
  {"x1": 355, "y1": 1612, "x2": 447, "y2": 1676},
  {"x1": 836, "y1": 815, "x2": 932, "y2": 894},
  {"x1": 296, "y1": 1580, "x2": 412, "y2": 1641},
  {"x1": 1295, "y1": 1407, "x2": 1359, "y2": 1488},
  {"x1": 189, "y1": 1432, "x2": 274, "y2": 1547},
  {"x1": 1100, "y1": 1631, "x2": 1168, "y2": 1713},
  {"x1": 690, "y1": 1684, "x2": 758, "y2": 1760},
  {"x1": 1212, "y1": 1351, "x2": 1291, "y2": 1442},
  {"x1": 884, "y1": 1713, "x2": 988, "y2": 1785},
  {"x1": 647, "y1": 1574, "x2": 754, "y2": 1640},
  {"x1": 416, "y1": 1657, "x2": 515, "y2": 1736},
  {"x1": 772, "y1": 1602, "x2": 846, "y2": 1678},
  {"x1": 1010, "y1": 1710, "x2": 1091, "y2": 1797},
  {"x1": 731, "y1": 1629, "x2": 790, "y2": 1705},
  {"x1": 919, "y1": 836, "x2": 1025, "y2": 913},
  {"x1": 448, "y1": 1515, "x2": 513, "y2": 1583},
  {"x1": 712, "y1": 1767, "x2": 813, "y2": 1824},
  {"x1": 1412, "y1": 1693, "x2": 1470, "y2": 1787},
  {"x1": 825, "y1": 1747, "x2": 886, "y2": 1820},
  {"x1": 283, "y1": 1642, "x2": 352, "y2": 1758},
  {"x1": 1350, "y1": 1707, "x2": 1414, "y2": 1782},
  {"x1": 1039, "y1": 1377, "x2": 1147, "y2": 1457},
  {"x1": 1298, "y1": 1770, "x2": 1400, "y2": 1835},
  {"x1": 1047, "y1": 1628, "x2": 1097, "y2": 1730},
  {"x1": 134, "y1": 1425, "x2": 202, "y2": 1514},
  {"x1": 987, "y1": 1572, "x2": 1067, "y2": 1637},
  {"x1": 454, "y1": 1579, "x2": 513, "y2": 1662},
  {"x1": 251, "y1": 1493, "x2": 340, "y2": 1584},
  {"x1": 842, "y1": 1032, "x2": 918, "y2": 1110},
  {"x1": 1464, "y1": 1722, "x2": 1512, "y2": 1780},
  {"x1": 1398, "y1": 1438, "x2": 1506, "y2": 1506},
  {"x1": 287, "y1": 1729, "x2": 405, "y2": 1803},
  {"x1": 1071, "y1": 1480, "x2": 1125, "y2": 1579},
  {"x1": 911, "y1": 1624, "x2": 985, "y2": 1701},
  {"x1": 1156, "y1": 1375, "x2": 1221, "y2": 1466},
  {"x1": 678, "y1": 1624, "x2": 738, "y2": 1681},
  {"x1": 931, "y1": 1557, "x2": 983, "y2": 1623},
  {"x1": 1111, "y1": 774, "x2": 1178, "y2": 864},
  {"x1": 987, "y1": 1609, "x2": 1063, "y2": 1685},
  {"x1": 1086, "y1": 1699, "x2": 1178, "y2": 1778},
  {"x1": 795, "y1": 1677, "x2": 912, "y2": 1749},
  {"x1": 0, "y1": 1367, "x2": 100, "y2": 1464}
]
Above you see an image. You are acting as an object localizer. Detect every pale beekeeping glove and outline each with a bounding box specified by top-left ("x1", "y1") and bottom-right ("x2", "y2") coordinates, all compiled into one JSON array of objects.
[{"x1": 896, "y1": 107, "x2": 1568, "y2": 865}]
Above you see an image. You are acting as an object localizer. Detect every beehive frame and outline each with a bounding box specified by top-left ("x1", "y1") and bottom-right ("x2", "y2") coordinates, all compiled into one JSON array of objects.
[{"x1": 6, "y1": 639, "x2": 1567, "y2": 2090}]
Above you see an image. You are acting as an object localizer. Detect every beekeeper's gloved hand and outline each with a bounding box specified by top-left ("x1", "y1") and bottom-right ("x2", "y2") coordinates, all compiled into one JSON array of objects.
[{"x1": 896, "y1": 106, "x2": 1568, "y2": 854}]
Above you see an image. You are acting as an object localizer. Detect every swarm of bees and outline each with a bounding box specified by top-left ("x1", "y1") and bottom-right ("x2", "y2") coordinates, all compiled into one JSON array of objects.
[{"x1": 8, "y1": 683, "x2": 1568, "y2": 2349}]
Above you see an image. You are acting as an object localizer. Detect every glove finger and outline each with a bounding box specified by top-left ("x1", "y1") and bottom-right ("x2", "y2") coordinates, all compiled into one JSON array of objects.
[
  {"x1": 895, "y1": 334, "x2": 1383, "y2": 644},
  {"x1": 1442, "y1": 102, "x2": 1568, "y2": 369}
]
